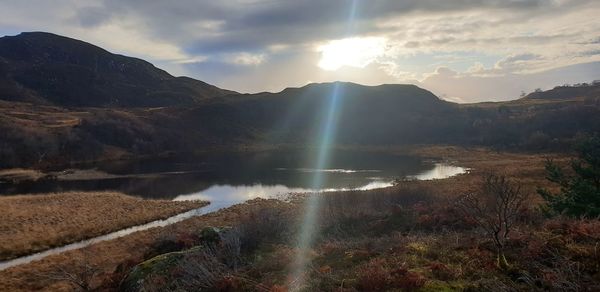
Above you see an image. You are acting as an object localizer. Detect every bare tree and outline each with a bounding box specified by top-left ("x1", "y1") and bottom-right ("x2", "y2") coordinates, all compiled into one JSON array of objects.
[{"x1": 457, "y1": 174, "x2": 528, "y2": 268}]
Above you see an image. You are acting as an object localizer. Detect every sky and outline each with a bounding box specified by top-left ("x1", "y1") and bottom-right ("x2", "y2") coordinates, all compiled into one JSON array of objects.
[{"x1": 0, "y1": 0, "x2": 599, "y2": 102}]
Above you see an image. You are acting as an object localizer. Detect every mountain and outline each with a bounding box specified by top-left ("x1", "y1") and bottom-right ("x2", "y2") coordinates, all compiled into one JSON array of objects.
[
  {"x1": 0, "y1": 79, "x2": 463, "y2": 168},
  {"x1": 184, "y1": 82, "x2": 458, "y2": 144},
  {"x1": 0, "y1": 32, "x2": 236, "y2": 107},
  {"x1": 0, "y1": 32, "x2": 598, "y2": 168}
]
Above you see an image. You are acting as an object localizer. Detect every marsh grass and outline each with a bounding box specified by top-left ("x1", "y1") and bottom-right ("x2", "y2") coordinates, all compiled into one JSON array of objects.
[
  {"x1": 0, "y1": 192, "x2": 205, "y2": 260},
  {"x1": 0, "y1": 148, "x2": 591, "y2": 291}
]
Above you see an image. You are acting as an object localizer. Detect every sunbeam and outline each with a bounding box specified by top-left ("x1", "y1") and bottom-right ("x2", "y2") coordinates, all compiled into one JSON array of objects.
[
  {"x1": 289, "y1": 1, "x2": 359, "y2": 288},
  {"x1": 289, "y1": 82, "x2": 344, "y2": 289}
]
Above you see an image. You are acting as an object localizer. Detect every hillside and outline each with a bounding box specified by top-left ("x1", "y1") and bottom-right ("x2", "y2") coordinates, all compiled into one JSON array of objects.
[
  {"x1": 522, "y1": 82, "x2": 600, "y2": 100},
  {"x1": 0, "y1": 33, "x2": 599, "y2": 168},
  {"x1": 0, "y1": 32, "x2": 235, "y2": 107},
  {"x1": 0, "y1": 81, "x2": 459, "y2": 167},
  {"x1": 182, "y1": 82, "x2": 458, "y2": 145}
]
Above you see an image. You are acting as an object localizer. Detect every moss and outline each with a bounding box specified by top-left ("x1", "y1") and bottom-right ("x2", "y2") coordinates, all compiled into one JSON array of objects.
[
  {"x1": 121, "y1": 226, "x2": 241, "y2": 291},
  {"x1": 120, "y1": 246, "x2": 206, "y2": 292},
  {"x1": 121, "y1": 236, "x2": 218, "y2": 292}
]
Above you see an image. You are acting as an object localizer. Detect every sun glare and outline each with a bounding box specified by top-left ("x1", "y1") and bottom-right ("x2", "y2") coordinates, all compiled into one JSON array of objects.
[{"x1": 317, "y1": 37, "x2": 386, "y2": 71}]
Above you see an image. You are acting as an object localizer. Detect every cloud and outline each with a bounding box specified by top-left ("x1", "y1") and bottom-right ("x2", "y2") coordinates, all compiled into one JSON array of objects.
[
  {"x1": 419, "y1": 61, "x2": 600, "y2": 102},
  {"x1": 0, "y1": 0, "x2": 598, "y2": 100},
  {"x1": 228, "y1": 52, "x2": 266, "y2": 66}
]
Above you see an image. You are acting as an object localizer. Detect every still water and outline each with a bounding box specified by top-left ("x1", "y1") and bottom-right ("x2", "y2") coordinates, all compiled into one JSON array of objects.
[
  {"x1": 0, "y1": 150, "x2": 466, "y2": 208},
  {"x1": 0, "y1": 150, "x2": 466, "y2": 270}
]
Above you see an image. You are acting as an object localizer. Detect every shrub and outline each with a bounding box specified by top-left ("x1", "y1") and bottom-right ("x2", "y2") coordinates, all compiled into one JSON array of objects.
[
  {"x1": 357, "y1": 258, "x2": 390, "y2": 291},
  {"x1": 428, "y1": 262, "x2": 455, "y2": 280},
  {"x1": 236, "y1": 208, "x2": 290, "y2": 253},
  {"x1": 520, "y1": 251, "x2": 583, "y2": 291},
  {"x1": 538, "y1": 135, "x2": 600, "y2": 217},
  {"x1": 389, "y1": 267, "x2": 427, "y2": 291},
  {"x1": 456, "y1": 174, "x2": 528, "y2": 269},
  {"x1": 145, "y1": 232, "x2": 196, "y2": 259}
]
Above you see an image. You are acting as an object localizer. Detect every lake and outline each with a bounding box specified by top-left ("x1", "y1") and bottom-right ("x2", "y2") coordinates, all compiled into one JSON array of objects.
[
  {"x1": 0, "y1": 150, "x2": 465, "y2": 207},
  {"x1": 0, "y1": 149, "x2": 467, "y2": 270}
]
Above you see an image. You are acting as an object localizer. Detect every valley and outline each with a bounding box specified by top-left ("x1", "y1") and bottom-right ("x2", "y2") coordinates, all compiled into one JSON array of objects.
[{"x1": 0, "y1": 31, "x2": 598, "y2": 291}]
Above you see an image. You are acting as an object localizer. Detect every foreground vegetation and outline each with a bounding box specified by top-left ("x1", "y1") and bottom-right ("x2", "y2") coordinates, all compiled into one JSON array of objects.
[
  {"x1": 117, "y1": 142, "x2": 599, "y2": 291},
  {"x1": 2, "y1": 146, "x2": 598, "y2": 291},
  {"x1": 0, "y1": 192, "x2": 205, "y2": 261},
  {"x1": 120, "y1": 186, "x2": 599, "y2": 291}
]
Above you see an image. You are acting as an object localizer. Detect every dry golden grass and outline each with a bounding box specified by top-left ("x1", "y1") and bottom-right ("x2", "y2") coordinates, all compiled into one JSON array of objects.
[
  {"x1": 406, "y1": 145, "x2": 568, "y2": 194},
  {"x1": 0, "y1": 100, "x2": 89, "y2": 129},
  {"x1": 0, "y1": 192, "x2": 206, "y2": 261},
  {"x1": 0, "y1": 168, "x2": 47, "y2": 182},
  {"x1": 0, "y1": 198, "x2": 288, "y2": 291},
  {"x1": 0, "y1": 147, "x2": 566, "y2": 291}
]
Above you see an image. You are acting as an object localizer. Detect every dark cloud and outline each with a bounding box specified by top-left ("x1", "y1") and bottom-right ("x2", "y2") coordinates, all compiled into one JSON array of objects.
[{"x1": 71, "y1": 0, "x2": 583, "y2": 56}]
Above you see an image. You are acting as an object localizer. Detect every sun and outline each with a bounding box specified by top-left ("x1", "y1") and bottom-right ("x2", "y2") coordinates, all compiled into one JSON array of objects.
[{"x1": 317, "y1": 37, "x2": 386, "y2": 71}]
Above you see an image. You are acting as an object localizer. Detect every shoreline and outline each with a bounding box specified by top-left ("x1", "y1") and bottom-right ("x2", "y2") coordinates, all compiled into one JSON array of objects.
[
  {"x1": 0, "y1": 144, "x2": 566, "y2": 184},
  {"x1": 0, "y1": 192, "x2": 207, "y2": 261},
  {"x1": 0, "y1": 146, "x2": 570, "y2": 291},
  {"x1": 0, "y1": 204, "x2": 213, "y2": 271}
]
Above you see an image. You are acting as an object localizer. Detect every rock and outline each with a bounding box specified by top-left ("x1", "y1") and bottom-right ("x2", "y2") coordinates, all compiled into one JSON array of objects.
[
  {"x1": 120, "y1": 249, "x2": 187, "y2": 292},
  {"x1": 121, "y1": 226, "x2": 232, "y2": 291}
]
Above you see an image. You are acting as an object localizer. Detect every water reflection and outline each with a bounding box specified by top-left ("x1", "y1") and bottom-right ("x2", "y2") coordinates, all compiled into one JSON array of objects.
[
  {"x1": 173, "y1": 163, "x2": 467, "y2": 213},
  {"x1": 0, "y1": 156, "x2": 467, "y2": 271},
  {"x1": 408, "y1": 163, "x2": 468, "y2": 180},
  {"x1": 0, "y1": 151, "x2": 467, "y2": 202}
]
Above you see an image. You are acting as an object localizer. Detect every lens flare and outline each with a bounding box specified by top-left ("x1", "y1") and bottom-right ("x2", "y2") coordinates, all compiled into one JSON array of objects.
[
  {"x1": 289, "y1": 82, "x2": 343, "y2": 288},
  {"x1": 288, "y1": 2, "x2": 359, "y2": 289}
]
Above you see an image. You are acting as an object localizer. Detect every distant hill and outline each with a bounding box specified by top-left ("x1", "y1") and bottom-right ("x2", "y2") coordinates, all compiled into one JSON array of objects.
[
  {"x1": 0, "y1": 32, "x2": 598, "y2": 168},
  {"x1": 0, "y1": 32, "x2": 235, "y2": 107},
  {"x1": 0, "y1": 80, "x2": 465, "y2": 168},
  {"x1": 185, "y1": 82, "x2": 458, "y2": 145},
  {"x1": 522, "y1": 82, "x2": 600, "y2": 100}
]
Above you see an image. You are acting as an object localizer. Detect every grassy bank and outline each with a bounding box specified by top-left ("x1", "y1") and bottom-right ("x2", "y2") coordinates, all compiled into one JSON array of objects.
[
  {"x1": 0, "y1": 198, "x2": 284, "y2": 291},
  {"x1": 0, "y1": 146, "x2": 588, "y2": 291},
  {"x1": 0, "y1": 192, "x2": 206, "y2": 261}
]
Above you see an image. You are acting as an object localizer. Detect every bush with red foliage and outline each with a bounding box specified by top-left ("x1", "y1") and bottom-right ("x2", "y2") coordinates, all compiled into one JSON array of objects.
[
  {"x1": 356, "y1": 258, "x2": 428, "y2": 291},
  {"x1": 357, "y1": 258, "x2": 390, "y2": 291},
  {"x1": 269, "y1": 284, "x2": 288, "y2": 292},
  {"x1": 412, "y1": 202, "x2": 477, "y2": 231},
  {"x1": 428, "y1": 262, "x2": 455, "y2": 280},
  {"x1": 465, "y1": 247, "x2": 497, "y2": 272},
  {"x1": 389, "y1": 267, "x2": 427, "y2": 291},
  {"x1": 213, "y1": 276, "x2": 245, "y2": 291}
]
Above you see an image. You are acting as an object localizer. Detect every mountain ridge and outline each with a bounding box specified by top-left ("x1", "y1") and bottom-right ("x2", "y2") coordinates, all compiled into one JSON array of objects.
[
  {"x1": 0, "y1": 32, "x2": 598, "y2": 168},
  {"x1": 0, "y1": 32, "x2": 236, "y2": 107}
]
